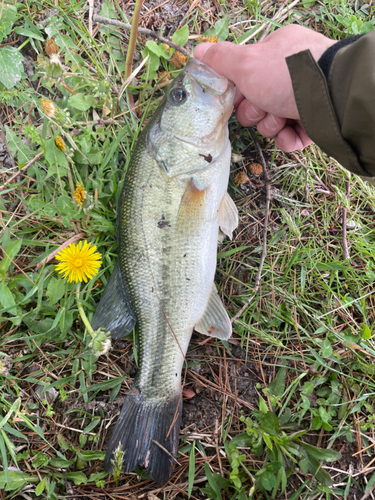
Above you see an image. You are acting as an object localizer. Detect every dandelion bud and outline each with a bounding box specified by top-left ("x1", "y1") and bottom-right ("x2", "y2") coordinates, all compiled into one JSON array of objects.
[
  {"x1": 46, "y1": 53, "x2": 63, "y2": 79},
  {"x1": 45, "y1": 38, "x2": 59, "y2": 56},
  {"x1": 55, "y1": 136, "x2": 66, "y2": 151},
  {"x1": 41, "y1": 98, "x2": 68, "y2": 125},
  {"x1": 88, "y1": 329, "x2": 112, "y2": 357}
]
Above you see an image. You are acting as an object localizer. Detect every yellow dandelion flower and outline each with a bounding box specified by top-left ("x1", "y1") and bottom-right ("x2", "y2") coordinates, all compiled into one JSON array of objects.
[
  {"x1": 55, "y1": 136, "x2": 65, "y2": 151},
  {"x1": 41, "y1": 97, "x2": 56, "y2": 118},
  {"x1": 55, "y1": 240, "x2": 102, "y2": 283},
  {"x1": 73, "y1": 183, "x2": 86, "y2": 206}
]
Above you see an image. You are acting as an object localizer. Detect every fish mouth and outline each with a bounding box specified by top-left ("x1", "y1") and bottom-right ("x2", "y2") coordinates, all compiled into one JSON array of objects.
[
  {"x1": 185, "y1": 58, "x2": 234, "y2": 96},
  {"x1": 185, "y1": 58, "x2": 235, "y2": 111}
]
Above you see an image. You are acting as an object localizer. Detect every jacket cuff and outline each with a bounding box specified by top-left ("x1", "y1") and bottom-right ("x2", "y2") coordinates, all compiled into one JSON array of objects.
[
  {"x1": 286, "y1": 49, "x2": 366, "y2": 177},
  {"x1": 318, "y1": 35, "x2": 364, "y2": 78}
]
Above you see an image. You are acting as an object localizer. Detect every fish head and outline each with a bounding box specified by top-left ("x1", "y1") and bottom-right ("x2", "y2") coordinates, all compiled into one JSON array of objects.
[{"x1": 147, "y1": 58, "x2": 235, "y2": 178}]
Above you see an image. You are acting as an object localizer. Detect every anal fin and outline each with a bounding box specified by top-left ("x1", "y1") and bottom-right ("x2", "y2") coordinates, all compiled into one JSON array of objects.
[
  {"x1": 194, "y1": 284, "x2": 232, "y2": 340},
  {"x1": 92, "y1": 261, "x2": 137, "y2": 338},
  {"x1": 218, "y1": 192, "x2": 238, "y2": 240}
]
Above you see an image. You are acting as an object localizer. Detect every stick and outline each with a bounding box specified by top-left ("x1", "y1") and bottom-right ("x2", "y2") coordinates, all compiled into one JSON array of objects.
[
  {"x1": 151, "y1": 440, "x2": 181, "y2": 465},
  {"x1": 0, "y1": 152, "x2": 44, "y2": 192},
  {"x1": 231, "y1": 129, "x2": 271, "y2": 324},
  {"x1": 239, "y1": 0, "x2": 301, "y2": 45},
  {"x1": 92, "y1": 14, "x2": 190, "y2": 57},
  {"x1": 124, "y1": 0, "x2": 144, "y2": 115},
  {"x1": 342, "y1": 179, "x2": 350, "y2": 260},
  {"x1": 258, "y1": 0, "x2": 289, "y2": 42}
]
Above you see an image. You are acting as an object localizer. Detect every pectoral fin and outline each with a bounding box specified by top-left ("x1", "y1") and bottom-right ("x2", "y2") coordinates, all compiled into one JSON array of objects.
[
  {"x1": 218, "y1": 192, "x2": 238, "y2": 240},
  {"x1": 194, "y1": 284, "x2": 232, "y2": 340},
  {"x1": 178, "y1": 177, "x2": 207, "y2": 225},
  {"x1": 92, "y1": 261, "x2": 137, "y2": 338}
]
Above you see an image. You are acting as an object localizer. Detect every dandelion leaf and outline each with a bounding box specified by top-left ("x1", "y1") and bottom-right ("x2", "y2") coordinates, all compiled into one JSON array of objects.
[{"x1": 92, "y1": 261, "x2": 136, "y2": 338}]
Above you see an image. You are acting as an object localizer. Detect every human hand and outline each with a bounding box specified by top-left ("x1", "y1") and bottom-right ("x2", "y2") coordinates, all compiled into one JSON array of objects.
[{"x1": 193, "y1": 25, "x2": 336, "y2": 152}]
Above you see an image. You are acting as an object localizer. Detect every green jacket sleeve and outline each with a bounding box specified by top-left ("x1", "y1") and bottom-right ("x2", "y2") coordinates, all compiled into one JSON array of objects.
[{"x1": 286, "y1": 31, "x2": 375, "y2": 185}]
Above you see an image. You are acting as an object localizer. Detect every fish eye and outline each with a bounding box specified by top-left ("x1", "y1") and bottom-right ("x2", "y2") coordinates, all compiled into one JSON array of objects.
[{"x1": 169, "y1": 87, "x2": 187, "y2": 105}]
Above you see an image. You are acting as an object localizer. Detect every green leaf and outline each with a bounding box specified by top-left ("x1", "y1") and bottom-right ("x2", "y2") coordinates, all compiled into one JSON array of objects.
[
  {"x1": 49, "y1": 457, "x2": 76, "y2": 468},
  {"x1": 83, "y1": 418, "x2": 100, "y2": 434},
  {"x1": 321, "y1": 338, "x2": 333, "y2": 358},
  {"x1": 360, "y1": 324, "x2": 372, "y2": 339},
  {"x1": 172, "y1": 25, "x2": 189, "y2": 47},
  {"x1": 365, "y1": 471, "x2": 375, "y2": 493},
  {"x1": 65, "y1": 472, "x2": 88, "y2": 485},
  {"x1": 302, "y1": 0, "x2": 315, "y2": 7},
  {"x1": 188, "y1": 441, "x2": 195, "y2": 498},
  {"x1": 261, "y1": 471, "x2": 277, "y2": 491},
  {"x1": 204, "y1": 15, "x2": 229, "y2": 42},
  {"x1": 217, "y1": 245, "x2": 251, "y2": 259},
  {"x1": 145, "y1": 40, "x2": 170, "y2": 59},
  {"x1": 68, "y1": 93, "x2": 94, "y2": 111},
  {"x1": 253, "y1": 411, "x2": 279, "y2": 436},
  {"x1": 46, "y1": 277, "x2": 66, "y2": 306},
  {"x1": 77, "y1": 450, "x2": 106, "y2": 461},
  {"x1": 14, "y1": 27, "x2": 44, "y2": 41},
  {"x1": 1, "y1": 4, "x2": 17, "y2": 25},
  {"x1": 81, "y1": 376, "x2": 126, "y2": 394},
  {"x1": 0, "y1": 47, "x2": 24, "y2": 89},
  {"x1": 35, "y1": 479, "x2": 45, "y2": 496},
  {"x1": 0, "y1": 238, "x2": 22, "y2": 275},
  {"x1": 268, "y1": 363, "x2": 286, "y2": 398},
  {"x1": 44, "y1": 138, "x2": 68, "y2": 176},
  {"x1": 0, "y1": 280, "x2": 17, "y2": 315},
  {"x1": 99, "y1": 0, "x2": 118, "y2": 19},
  {"x1": 0, "y1": 470, "x2": 35, "y2": 491},
  {"x1": 204, "y1": 462, "x2": 222, "y2": 500},
  {"x1": 57, "y1": 434, "x2": 70, "y2": 451},
  {"x1": 300, "y1": 442, "x2": 341, "y2": 462},
  {"x1": 316, "y1": 262, "x2": 347, "y2": 271},
  {"x1": 259, "y1": 397, "x2": 268, "y2": 413},
  {"x1": 230, "y1": 433, "x2": 252, "y2": 448},
  {"x1": 57, "y1": 195, "x2": 76, "y2": 215},
  {"x1": 142, "y1": 48, "x2": 160, "y2": 80}
]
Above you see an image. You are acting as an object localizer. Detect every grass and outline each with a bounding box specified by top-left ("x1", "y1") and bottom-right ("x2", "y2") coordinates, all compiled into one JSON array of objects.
[{"x1": 1, "y1": 0, "x2": 375, "y2": 498}]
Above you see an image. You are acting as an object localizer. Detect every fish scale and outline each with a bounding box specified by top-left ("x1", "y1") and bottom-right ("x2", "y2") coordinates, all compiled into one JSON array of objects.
[{"x1": 93, "y1": 58, "x2": 238, "y2": 483}]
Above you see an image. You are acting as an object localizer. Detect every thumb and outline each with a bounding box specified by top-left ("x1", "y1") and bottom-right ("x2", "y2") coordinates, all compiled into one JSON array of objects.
[{"x1": 193, "y1": 42, "x2": 248, "y2": 85}]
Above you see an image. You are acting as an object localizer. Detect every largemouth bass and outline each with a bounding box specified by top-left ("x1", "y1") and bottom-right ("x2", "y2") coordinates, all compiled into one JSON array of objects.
[{"x1": 93, "y1": 58, "x2": 237, "y2": 483}]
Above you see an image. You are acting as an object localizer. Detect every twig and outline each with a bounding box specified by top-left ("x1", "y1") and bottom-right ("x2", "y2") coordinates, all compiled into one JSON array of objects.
[
  {"x1": 124, "y1": 0, "x2": 144, "y2": 115},
  {"x1": 36, "y1": 232, "x2": 85, "y2": 269},
  {"x1": 342, "y1": 180, "x2": 350, "y2": 260},
  {"x1": 239, "y1": 0, "x2": 301, "y2": 45},
  {"x1": 258, "y1": 0, "x2": 289, "y2": 42},
  {"x1": 231, "y1": 129, "x2": 271, "y2": 324},
  {"x1": 0, "y1": 152, "x2": 44, "y2": 192},
  {"x1": 88, "y1": 0, "x2": 94, "y2": 37},
  {"x1": 151, "y1": 440, "x2": 181, "y2": 465},
  {"x1": 92, "y1": 14, "x2": 191, "y2": 57}
]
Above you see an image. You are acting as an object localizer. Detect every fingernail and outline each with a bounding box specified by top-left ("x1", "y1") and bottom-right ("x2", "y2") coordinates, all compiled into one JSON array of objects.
[
  {"x1": 193, "y1": 43, "x2": 211, "y2": 60},
  {"x1": 264, "y1": 114, "x2": 279, "y2": 130},
  {"x1": 244, "y1": 103, "x2": 260, "y2": 121}
]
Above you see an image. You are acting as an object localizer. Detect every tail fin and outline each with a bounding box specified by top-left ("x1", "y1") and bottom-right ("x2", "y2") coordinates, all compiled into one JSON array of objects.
[{"x1": 104, "y1": 390, "x2": 182, "y2": 483}]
